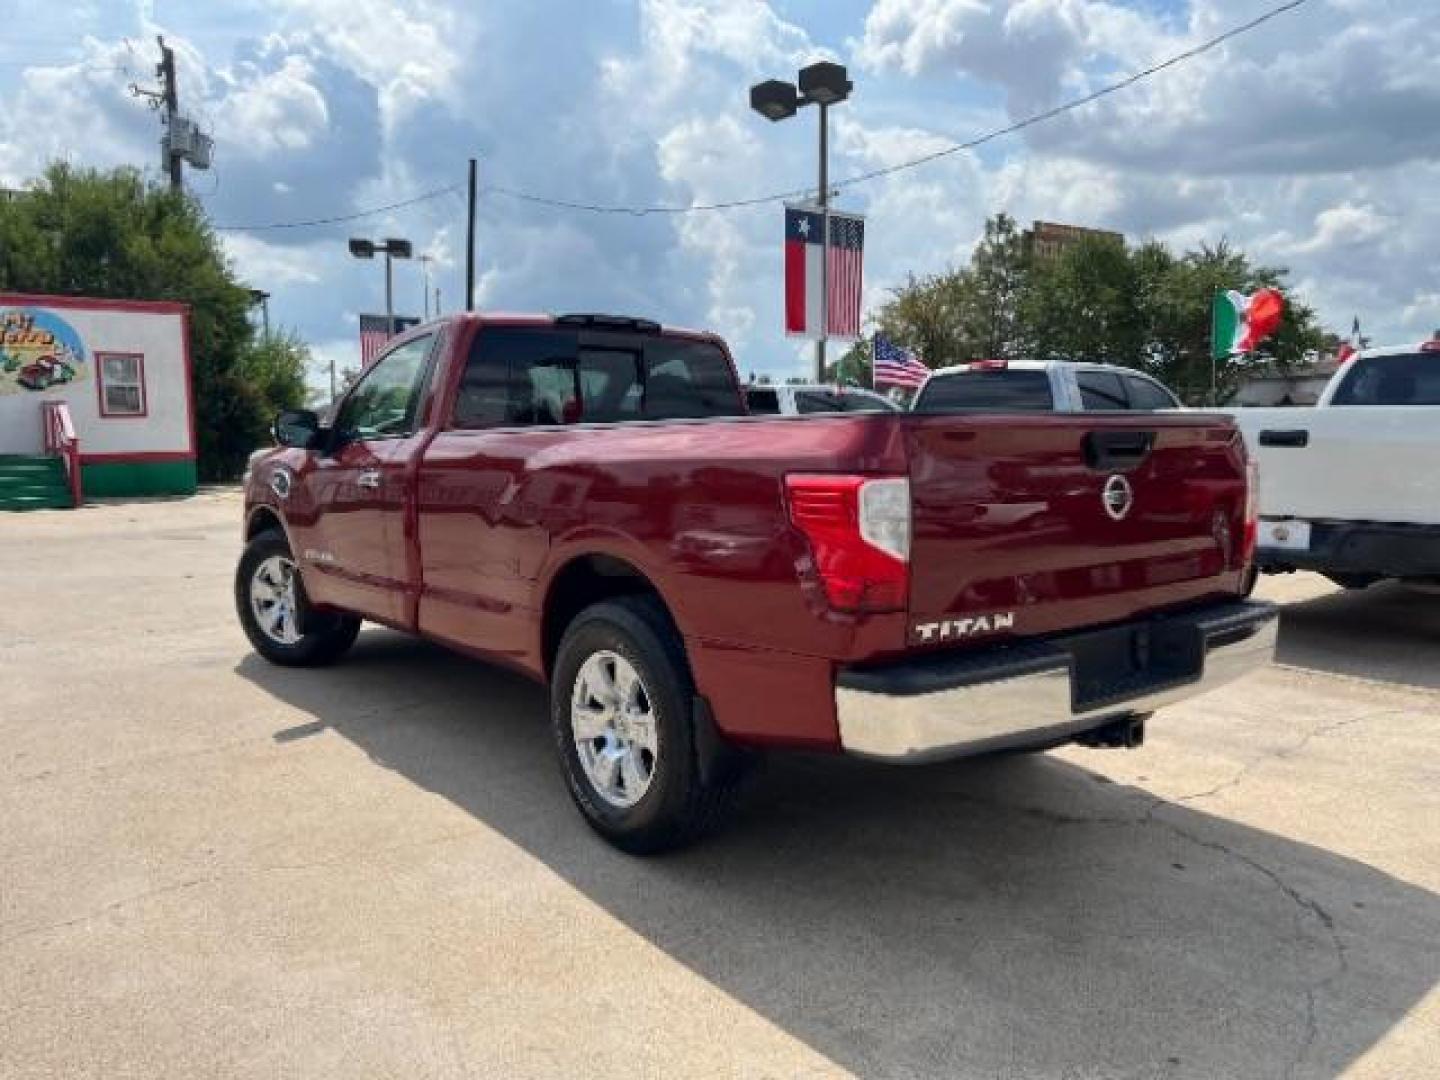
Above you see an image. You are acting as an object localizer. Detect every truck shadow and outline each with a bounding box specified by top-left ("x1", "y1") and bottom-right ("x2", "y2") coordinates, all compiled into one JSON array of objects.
[
  {"x1": 1275, "y1": 580, "x2": 1440, "y2": 691},
  {"x1": 239, "y1": 634, "x2": 1440, "y2": 1079}
]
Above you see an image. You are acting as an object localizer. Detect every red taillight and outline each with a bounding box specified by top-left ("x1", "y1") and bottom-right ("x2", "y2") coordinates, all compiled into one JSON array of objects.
[
  {"x1": 1241, "y1": 456, "x2": 1260, "y2": 566},
  {"x1": 785, "y1": 474, "x2": 910, "y2": 613},
  {"x1": 968, "y1": 358, "x2": 1008, "y2": 371}
]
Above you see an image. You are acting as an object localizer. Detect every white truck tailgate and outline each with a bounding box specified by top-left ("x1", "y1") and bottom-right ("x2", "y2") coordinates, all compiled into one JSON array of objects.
[{"x1": 1230, "y1": 407, "x2": 1440, "y2": 526}]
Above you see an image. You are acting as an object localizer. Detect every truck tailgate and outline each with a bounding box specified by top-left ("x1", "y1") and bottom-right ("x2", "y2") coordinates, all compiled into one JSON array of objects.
[
  {"x1": 904, "y1": 414, "x2": 1246, "y2": 645},
  {"x1": 1229, "y1": 407, "x2": 1440, "y2": 526}
]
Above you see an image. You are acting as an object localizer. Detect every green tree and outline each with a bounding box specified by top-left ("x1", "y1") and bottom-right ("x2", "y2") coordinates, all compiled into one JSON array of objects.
[
  {"x1": 237, "y1": 330, "x2": 310, "y2": 416},
  {"x1": 965, "y1": 212, "x2": 1030, "y2": 359},
  {"x1": 0, "y1": 164, "x2": 299, "y2": 479},
  {"x1": 827, "y1": 337, "x2": 873, "y2": 387},
  {"x1": 1022, "y1": 234, "x2": 1144, "y2": 366},
  {"x1": 873, "y1": 270, "x2": 973, "y2": 369},
  {"x1": 874, "y1": 215, "x2": 1326, "y2": 406},
  {"x1": 1145, "y1": 241, "x2": 1322, "y2": 404}
]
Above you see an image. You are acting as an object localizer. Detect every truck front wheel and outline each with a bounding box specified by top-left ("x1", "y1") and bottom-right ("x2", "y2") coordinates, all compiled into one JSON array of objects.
[
  {"x1": 235, "y1": 530, "x2": 361, "y2": 666},
  {"x1": 551, "y1": 596, "x2": 743, "y2": 854}
]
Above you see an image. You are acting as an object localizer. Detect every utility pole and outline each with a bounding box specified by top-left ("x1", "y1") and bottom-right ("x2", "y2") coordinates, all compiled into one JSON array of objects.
[
  {"x1": 157, "y1": 37, "x2": 181, "y2": 192},
  {"x1": 466, "y1": 158, "x2": 477, "y2": 311},
  {"x1": 816, "y1": 102, "x2": 829, "y2": 383},
  {"x1": 418, "y1": 255, "x2": 434, "y2": 319},
  {"x1": 248, "y1": 289, "x2": 271, "y2": 338}
]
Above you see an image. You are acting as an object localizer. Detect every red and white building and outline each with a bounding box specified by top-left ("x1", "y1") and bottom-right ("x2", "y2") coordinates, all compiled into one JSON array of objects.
[{"x1": 0, "y1": 293, "x2": 196, "y2": 504}]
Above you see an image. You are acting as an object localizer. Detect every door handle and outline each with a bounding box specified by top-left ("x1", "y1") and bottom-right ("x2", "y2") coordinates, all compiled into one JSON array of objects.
[
  {"x1": 357, "y1": 469, "x2": 382, "y2": 490},
  {"x1": 1258, "y1": 429, "x2": 1309, "y2": 448}
]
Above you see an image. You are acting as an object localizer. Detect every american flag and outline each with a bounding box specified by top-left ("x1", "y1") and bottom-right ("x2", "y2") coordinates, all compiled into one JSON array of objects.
[
  {"x1": 359, "y1": 314, "x2": 420, "y2": 364},
  {"x1": 873, "y1": 334, "x2": 930, "y2": 390},
  {"x1": 784, "y1": 206, "x2": 864, "y2": 340}
]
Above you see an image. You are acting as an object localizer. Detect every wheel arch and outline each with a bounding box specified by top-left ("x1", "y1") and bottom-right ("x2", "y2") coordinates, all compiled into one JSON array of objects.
[
  {"x1": 540, "y1": 553, "x2": 684, "y2": 679},
  {"x1": 245, "y1": 504, "x2": 290, "y2": 545}
]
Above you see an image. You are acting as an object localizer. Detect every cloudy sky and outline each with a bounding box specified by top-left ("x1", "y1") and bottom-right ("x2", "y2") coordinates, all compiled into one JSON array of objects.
[{"x1": 1, "y1": 0, "x2": 1436, "y2": 385}]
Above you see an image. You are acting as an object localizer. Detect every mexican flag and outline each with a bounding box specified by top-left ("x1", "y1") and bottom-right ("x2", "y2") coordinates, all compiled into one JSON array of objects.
[{"x1": 1211, "y1": 288, "x2": 1285, "y2": 359}]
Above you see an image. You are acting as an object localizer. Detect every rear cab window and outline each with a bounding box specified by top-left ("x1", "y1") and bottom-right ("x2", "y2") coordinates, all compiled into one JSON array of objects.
[
  {"x1": 794, "y1": 390, "x2": 844, "y2": 414},
  {"x1": 451, "y1": 324, "x2": 743, "y2": 428},
  {"x1": 745, "y1": 388, "x2": 781, "y2": 414},
  {"x1": 1122, "y1": 374, "x2": 1180, "y2": 410},
  {"x1": 1330, "y1": 353, "x2": 1440, "y2": 406},
  {"x1": 1076, "y1": 370, "x2": 1129, "y2": 411},
  {"x1": 911, "y1": 370, "x2": 1054, "y2": 413}
]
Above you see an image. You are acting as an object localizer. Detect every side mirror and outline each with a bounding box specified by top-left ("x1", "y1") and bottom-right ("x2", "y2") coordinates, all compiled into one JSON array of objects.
[{"x1": 274, "y1": 409, "x2": 320, "y2": 449}]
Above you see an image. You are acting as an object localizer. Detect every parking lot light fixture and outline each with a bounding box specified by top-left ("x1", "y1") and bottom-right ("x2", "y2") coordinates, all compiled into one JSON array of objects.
[
  {"x1": 797, "y1": 61, "x2": 852, "y2": 106},
  {"x1": 750, "y1": 79, "x2": 799, "y2": 122},
  {"x1": 348, "y1": 237, "x2": 413, "y2": 332},
  {"x1": 748, "y1": 61, "x2": 854, "y2": 382}
]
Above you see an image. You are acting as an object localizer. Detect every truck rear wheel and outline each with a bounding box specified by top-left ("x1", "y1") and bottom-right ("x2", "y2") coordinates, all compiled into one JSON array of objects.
[
  {"x1": 235, "y1": 530, "x2": 361, "y2": 667},
  {"x1": 551, "y1": 596, "x2": 743, "y2": 854}
]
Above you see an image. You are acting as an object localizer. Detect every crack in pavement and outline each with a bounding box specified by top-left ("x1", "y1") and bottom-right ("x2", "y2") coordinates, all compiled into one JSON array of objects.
[
  {"x1": 0, "y1": 827, "x2": 487, "y2": 949},
  {"x1": 1173, "y1": 707, "x2": 1410, "y2": 808},
  {"x1": 0, "y1": 876, "x2": 218, "y2": 949},
  {"x1": 935, "y1": 781, "x2": 1350, "y2": 1078}
]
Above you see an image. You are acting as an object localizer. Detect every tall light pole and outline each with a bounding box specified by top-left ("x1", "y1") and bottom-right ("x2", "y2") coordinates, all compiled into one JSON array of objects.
[
  {"x1": 417, "y1": 255, "x2": 435, "y2": 320},
  {"x1": 751, "y1": 61, "x2": 853, "y2": 383},
  {"x1": 348, "y1": 237, "x2": 413, "y2": 333},
  {"x1": 247, "y1": 289, "x2": 271, "y2": 338}
]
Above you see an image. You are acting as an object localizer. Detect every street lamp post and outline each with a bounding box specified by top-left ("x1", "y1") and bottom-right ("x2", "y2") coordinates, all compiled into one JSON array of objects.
[
  {"x1": 418, "y1": 254, "x2": 435, "y2": 320},
  {"x1": 751, "y1": 61, "x2": 853, "y2": 383},
  {"x1": 347, "y1": 237, "x2": 414, "y2": 333},
  {"x1": 247, "y1": 289, "x2": 271, "y2": 338}
]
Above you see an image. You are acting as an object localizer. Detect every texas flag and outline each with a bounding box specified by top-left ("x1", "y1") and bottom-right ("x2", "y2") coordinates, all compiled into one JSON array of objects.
[{"x1": 785, "y1": 205, "x2": 864, "y2": 340}]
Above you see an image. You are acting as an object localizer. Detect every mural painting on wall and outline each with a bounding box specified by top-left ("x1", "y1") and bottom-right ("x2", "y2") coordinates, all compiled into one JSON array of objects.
[{"x1": 0, "y1": 308, "x2": 89, "y2": 396}]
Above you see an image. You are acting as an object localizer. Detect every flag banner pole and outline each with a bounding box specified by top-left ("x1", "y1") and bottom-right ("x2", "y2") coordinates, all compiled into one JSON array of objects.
[{"x1": 783, "y1": 202, "x2": 866, "y2": 344}]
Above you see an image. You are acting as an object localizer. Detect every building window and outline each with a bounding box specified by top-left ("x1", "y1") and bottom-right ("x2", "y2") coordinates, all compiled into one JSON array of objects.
[{"x1": 97, "y1": 352, "x2": 147, "y2": 417}]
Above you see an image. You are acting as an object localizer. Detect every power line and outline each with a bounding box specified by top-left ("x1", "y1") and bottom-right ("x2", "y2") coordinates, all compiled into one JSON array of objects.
[
  {"x1": 209, "y1": 0, "x2": 1309, "y2": 231},
  {"x1": 832, "y1": 0, "x2": 1312, "y2": 192},
  {"x1": 495, "y1": 0, "x2": 1311, "y2": 215},
  {"x1": 213, "y1": 184, "x2": 463, "y2": 231}
]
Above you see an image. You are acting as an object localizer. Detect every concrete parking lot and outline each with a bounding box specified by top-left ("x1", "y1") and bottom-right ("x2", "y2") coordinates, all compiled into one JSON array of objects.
[{"x1": 2, "y1": 490, "x2": 1437, "y2": 1079}]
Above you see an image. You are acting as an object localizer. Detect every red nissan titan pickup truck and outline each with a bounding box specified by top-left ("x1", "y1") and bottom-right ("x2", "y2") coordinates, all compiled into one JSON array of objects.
[{"x1": 237, "y1": 312, "x2": 1277, "y2": 853}]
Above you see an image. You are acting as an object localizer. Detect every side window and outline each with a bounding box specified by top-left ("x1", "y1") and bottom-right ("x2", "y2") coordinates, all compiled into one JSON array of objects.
[
  {"x1": 642, "y1": 338, "x2": 742, "y2": 419},
  {"x1": 840, "y1": 390, "x2": 893, "y2": 412},
  {"x1": 451, "y1": 327, "x2": 741, "y2": 427},
  {"x1": 746, "y1": 388, "x2": 781, "y2": 414},
  {"x1": 336, "y1": 334, "x2": 432, "y2": 439},
  {"x1": 452, "y1": 328, "x2": 578, "y2": 428},
  {"x1": 516, "y1": 357, "x2": 579, "y2": 425},
  {"x1": 1076, "y1": 370, "x2": 1128, "y2": 411},
  {"x1": 96, "y1": 352, "x2": 147, "y2": 417},
  {"x1": 795, "y1": 390, "x2": 844, "y2": 414},
  {"x1": 1124, "y1": 375, "x2": 1179, "y2": 410},
  {"x1": 578, "y1": 347, "x2": 642, "y2": 422}
]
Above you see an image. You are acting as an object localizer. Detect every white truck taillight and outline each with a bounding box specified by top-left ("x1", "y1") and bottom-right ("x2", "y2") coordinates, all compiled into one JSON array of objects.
[
  {"x1": 785, "y1": 474, "x2": 910, "y2": 613},
  {"x1": 1242, "y1": 456, "x2": 1260, "y2": 565}
]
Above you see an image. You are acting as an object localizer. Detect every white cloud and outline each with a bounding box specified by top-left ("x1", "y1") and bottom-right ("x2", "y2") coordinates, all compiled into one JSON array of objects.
[
  {"x1": 221, "y1": 233, "x2": 329, "y2": 286},
  {"x1": 261, "y1": 0, "x2": 469, "y2": 137},
  {"x1": 2, "y1": 0, "x2": 1436, "y2": 372},
  {"x1": 214, "y1": 55, "x2": 329, "y2": 156}
]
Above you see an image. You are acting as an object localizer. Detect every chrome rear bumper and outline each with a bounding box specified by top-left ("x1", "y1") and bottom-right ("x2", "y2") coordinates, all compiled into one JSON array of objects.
[{"x1": 835, "y1": 601, "x2": 1278, "y2": 762}]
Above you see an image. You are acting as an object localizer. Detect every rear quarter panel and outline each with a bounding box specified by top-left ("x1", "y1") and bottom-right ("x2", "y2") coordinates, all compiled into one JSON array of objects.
[{"x1": 415, "y1": 415, "x2": 912, "y2": 747}]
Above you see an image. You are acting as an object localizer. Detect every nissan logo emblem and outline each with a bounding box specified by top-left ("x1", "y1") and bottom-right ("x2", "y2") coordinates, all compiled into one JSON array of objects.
[{"x1": 1102, "y1": 474, "x2": 1134, "y2": 521}]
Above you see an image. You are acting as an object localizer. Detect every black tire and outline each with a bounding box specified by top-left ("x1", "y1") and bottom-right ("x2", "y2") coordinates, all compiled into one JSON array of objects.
[
  {"x1": 235, "y1": 530, "x2": 361, "y2": 667},
  {"x1": 1324, "y1": 572, "x2": 1380, "y2": 591},
  {"x1": 551, "y1": 596, "x2": 746, "y2": 855}
]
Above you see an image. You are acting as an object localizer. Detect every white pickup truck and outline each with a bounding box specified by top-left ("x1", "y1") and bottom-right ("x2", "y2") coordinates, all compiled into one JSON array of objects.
[{"x1": 1229, "y1": 336, "x2": 1440, "y2": 588}]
